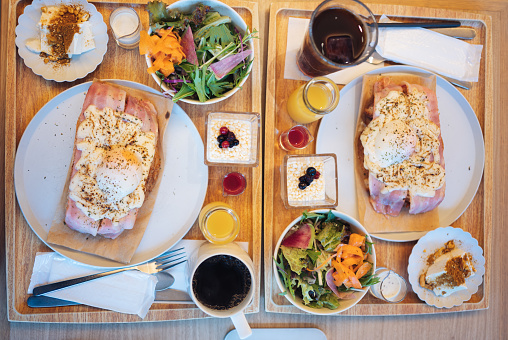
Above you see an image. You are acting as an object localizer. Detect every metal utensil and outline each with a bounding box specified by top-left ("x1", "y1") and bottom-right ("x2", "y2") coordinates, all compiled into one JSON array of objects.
[
  {"x1": 154, "y1": 271, "x2": 175, "y2": 291},
  {"x1": 367, "y1": 52, "x2": 472, "y2": 90},
  {"x1": 376, "y1": 21, "x2": 461, "y2": 28},
  {"x1": 32, "y1": 247, "x2": 186, "y2": 296},
  {"x1": 27, "y1": 270, "x2": 179, "y2": 308},
  {"x1": 430, "y1": 27, "x2": 476, "y2": 39}
]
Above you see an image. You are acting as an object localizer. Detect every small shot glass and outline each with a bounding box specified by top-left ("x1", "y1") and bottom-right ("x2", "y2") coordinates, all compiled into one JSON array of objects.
[
  {"x1": 109, "y1": 7, "x2": 142, "y2": 49},
  {"x1": 222, "y1": 172, "x2": 247, "y2": 196},
  {"x1": 369, "y1": 267, "x2": 408, "y2": 303},
  {"x1": 279, "y1": 125, "x2": 314, "y2": 151}
]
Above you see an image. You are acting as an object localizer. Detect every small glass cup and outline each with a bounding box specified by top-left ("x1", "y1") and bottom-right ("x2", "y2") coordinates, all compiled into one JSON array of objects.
[
  {"x1": 204, "y1": 112, "x2": 260, "y2": 167},
  {"x1": 198, "y1": 202, "x2": 240, "y2": 245},
  {"x1": 279, "y1": 125, "x2": 314, "y2": 151},
  {"x1": 109, "y1": 7, "x2": 142, "y2": 49},
  {"x1": 281, "y1": 153, "x2": 338, "y2": 209},
  {"x1": 296, "y1": 0, "x2": 378, "y2": 77},
  {"x1": 369, "y1": 267, "x2": 408, "y2": 303},
  {"x1": 286, "y1": 77, "x2": 340, "y2": 124},
  {"x1": 223, "y1": 172, "x2": 247, "y2": 196}
]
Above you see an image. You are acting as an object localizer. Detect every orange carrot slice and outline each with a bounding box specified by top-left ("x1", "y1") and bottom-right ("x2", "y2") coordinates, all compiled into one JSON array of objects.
[
  {"x1": 348, "y1": 233, "x2": 365, "y2": 248},
  {"x1": 355, "y1": 262, "x2": 372, "y2": 279}
]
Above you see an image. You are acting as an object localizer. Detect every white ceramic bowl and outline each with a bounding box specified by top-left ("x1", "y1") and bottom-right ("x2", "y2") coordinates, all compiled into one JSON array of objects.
[
  {"x1": 273, "y1": 209, "x2": 376, "y2": 315},
  {"x1": 145, "y1": 0, "x2": 253, "y2": 105}
]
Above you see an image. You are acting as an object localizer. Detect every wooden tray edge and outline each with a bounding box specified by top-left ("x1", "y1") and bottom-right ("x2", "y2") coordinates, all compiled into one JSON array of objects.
[
  {"x1": 263, "y1": 2, "x2": 494, "y2": 315},
  {"x1": 6, "y1": 0, "x2": 262, "y2": 322}
]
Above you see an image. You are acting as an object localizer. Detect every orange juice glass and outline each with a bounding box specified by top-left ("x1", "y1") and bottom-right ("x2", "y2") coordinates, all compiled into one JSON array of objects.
[
  {"x1": 287, "y1": 77, "x2": 340, "y2": 124},
  {"x1": 198, "y1": 202, "x2": 240, "y2": 244}
]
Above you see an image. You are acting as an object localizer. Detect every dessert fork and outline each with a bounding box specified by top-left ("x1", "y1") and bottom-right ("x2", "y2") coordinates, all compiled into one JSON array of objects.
[{"x1": 32, "y1": 247, "x2": 186, "y2": 296}]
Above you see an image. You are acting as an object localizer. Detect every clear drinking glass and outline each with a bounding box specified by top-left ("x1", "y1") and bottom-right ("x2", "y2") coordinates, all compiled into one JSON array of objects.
[
  {"x1": 296, "y1": 0, "x2": 378, "y2": 77},
  {"x1": 286, "y1": 77, "x2": 340, "y2": 124},
  {"x1": 279, "y1": 125, "x2": 314, "y2": 151},
  {"x1": 110, "y1": 7, "x2": 142, "y2": 49}
]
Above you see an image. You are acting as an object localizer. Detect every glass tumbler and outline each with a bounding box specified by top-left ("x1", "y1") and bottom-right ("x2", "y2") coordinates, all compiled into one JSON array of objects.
[
  {"x1": 296, "y1": 0, "x2": 378, "y2": 77},
  {"x1": 286, "y1": 77, "x2": 340, "y2": 124}
]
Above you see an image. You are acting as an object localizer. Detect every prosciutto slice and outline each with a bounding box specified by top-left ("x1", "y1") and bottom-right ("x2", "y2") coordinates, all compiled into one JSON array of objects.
[
  {"x1": 366, "y1": 79, "x2": 445, "y2": 216},
  {"x1": 64, "y1": 82, "x2": 158, "y2": 239}
]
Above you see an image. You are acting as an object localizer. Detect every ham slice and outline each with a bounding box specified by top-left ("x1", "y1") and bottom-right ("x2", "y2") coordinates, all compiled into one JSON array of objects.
[
  {"x1": 366, "y1": 78, "x2": 445, "y2": 216},
  {"x1": 64, "y1": 82, "x2": 127, "y2": 235},
  {"x1": 64, "y1": 82, "x2": 158, "y2": 239}
]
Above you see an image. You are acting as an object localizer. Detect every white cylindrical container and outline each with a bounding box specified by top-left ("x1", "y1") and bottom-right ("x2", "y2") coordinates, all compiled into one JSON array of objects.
[
  {"x1": 369, "y1": 267, "x2": 408, "y2": 303},
  {"x1": 110, "y1": 7, "x2": 141, "y2": 49}
]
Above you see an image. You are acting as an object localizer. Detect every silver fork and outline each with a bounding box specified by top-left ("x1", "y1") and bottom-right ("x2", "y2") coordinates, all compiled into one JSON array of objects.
[
  {"x1": 366, "y1": 51, "x2": 472, "y2": 90},
  {"x1": 32, "y1": 247, "x2": 186, "y2": 296}
]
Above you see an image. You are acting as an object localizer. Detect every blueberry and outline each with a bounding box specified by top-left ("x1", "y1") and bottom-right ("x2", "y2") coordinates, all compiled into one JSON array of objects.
[
  {"x1": 303, "y1": 174, "x2": 313, "y2": 185},
  {"x1": 299, "y1": 176, "x2": 307, "y2": 183},
  {"x1": 298, "y1": 182, "x2": 307, "y2": 190},
  {"x1": 306, "y1": 167, "x2": 317, "y2": 177},
  {"x1": 217, "y1": 135, "x2": 226, "y2": 143},
  {"x1": 232, "y1": 139, "x2": 239, "y2": 147}
]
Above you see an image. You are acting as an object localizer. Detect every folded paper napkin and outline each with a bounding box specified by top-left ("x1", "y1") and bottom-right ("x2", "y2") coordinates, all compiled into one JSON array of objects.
[
  {"x1": 376, "y1": 15, "x2": 483, "y2": 82},
  {"x1": 28, "y1": 239, "x2": 249, "y2": 318},
  {"x1": 284, "y1": 17, "x2": 384, "y2": 84}
]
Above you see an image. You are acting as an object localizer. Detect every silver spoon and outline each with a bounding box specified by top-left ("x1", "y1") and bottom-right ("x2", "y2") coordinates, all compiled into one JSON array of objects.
[
  {"x1": 27, "y1": 271, "x2": 176, "y2": 307},
  {"x1": 154, "y1": 271, "x2": 175, "y2": 291}
]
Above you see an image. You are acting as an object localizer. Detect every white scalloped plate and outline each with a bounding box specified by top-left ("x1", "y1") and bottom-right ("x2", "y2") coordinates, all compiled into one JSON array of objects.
[
  {"x1": 15, "y1": 0, "x2": 108, "y2": 82},
  {"x1": 407, "y1": 226, "x2": 485, "y2": 308}
]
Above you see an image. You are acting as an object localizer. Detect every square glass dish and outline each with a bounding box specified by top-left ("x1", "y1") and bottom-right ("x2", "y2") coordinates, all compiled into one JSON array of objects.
[
  {"x1": 281, "y1": 153, "x2": 338, "y2": 209},
  {"x1": 204, "y1": 111, "x2": 260, "y2": 167}
]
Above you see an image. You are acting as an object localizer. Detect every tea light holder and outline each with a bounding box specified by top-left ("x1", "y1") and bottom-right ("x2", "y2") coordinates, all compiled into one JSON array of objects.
[{"x1": 109, "y1": 7, "x2": 141, "y2": 49}]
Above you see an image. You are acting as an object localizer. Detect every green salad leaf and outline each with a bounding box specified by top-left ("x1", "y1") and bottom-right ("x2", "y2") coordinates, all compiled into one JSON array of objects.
[
  {"x1": 316, "y1": 220, "x2": 345, "y2": 252},
  {"x1": 280, "y1": 245, "x2": 308, "y2": 275},
  {"x1": 146, "y1": 1, "x2": 257, "y2": 102}
]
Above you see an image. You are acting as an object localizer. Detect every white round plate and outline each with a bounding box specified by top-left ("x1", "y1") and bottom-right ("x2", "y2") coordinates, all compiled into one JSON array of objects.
[
  {"x1": 316, "y1": 65, "x2": 485, "y2": 242},
  {"x1": 407, "y1": 226, "x2": 485, "y2": 308},
  {"x1": 15, "y1": 0, "x2": 108, "y2": 82},
  {"x1": 14, "y1": 80, "x2": 208, "y2": 268}
]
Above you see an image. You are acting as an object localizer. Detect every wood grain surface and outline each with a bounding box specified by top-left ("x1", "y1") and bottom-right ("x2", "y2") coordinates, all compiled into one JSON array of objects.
[
  {"x1": 264, "y1": 2, "x2": 492, "y2": 316},
  {"x1": 1, "y1": 0, "x2": 507, "y2": 339}
]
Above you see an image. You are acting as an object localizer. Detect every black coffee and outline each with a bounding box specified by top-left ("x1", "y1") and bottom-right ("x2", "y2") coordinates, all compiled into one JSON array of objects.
[{"x1": 192, "y1": 255, "x2": 251, "y2": 311}]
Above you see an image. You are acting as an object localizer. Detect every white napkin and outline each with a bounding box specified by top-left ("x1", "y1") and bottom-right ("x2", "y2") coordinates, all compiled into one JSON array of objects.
[
  {"x1": 375, "y1": 15, "x2": 483, "y2": 82},
  {"x1": 28, "y1": 239, "x2": 250, "y2": 317},
  {"x1": 284, "y1": 17, "x2": 384, "y2": 84},
  {"x1": 28, "y1": 253, "x2": 157, "y2": 318}
]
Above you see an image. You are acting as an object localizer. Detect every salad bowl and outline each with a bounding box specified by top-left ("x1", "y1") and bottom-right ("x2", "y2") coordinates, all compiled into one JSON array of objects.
[
  {"x1": 145, "y1": 0, "x2": 254, "y2": 105},
  {"x1": 273, "y1": 210, "x2": 376, "y2": 315}
]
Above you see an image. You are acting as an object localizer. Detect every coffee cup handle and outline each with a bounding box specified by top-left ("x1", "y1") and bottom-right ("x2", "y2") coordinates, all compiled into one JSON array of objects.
[{"x1": 230, "y1": 312, "x2": 252, "y2": 339}]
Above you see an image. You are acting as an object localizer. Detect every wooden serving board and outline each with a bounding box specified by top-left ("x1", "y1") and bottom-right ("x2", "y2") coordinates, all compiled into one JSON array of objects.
[
  {"x1": 264, "y1": 2, "x2": 492, "y2": 315},
  {"x1": 5, "y1": 0, "x2": 261, "y2": 322}
]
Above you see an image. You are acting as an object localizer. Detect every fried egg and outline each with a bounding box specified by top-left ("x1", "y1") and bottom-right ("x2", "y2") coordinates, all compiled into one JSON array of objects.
[
  {"x1": 360, "y1": 88, "x2": 445, "y2": 197},
  {"x1": 69, "y1": 105, "x2": 156, "y2": 222}
]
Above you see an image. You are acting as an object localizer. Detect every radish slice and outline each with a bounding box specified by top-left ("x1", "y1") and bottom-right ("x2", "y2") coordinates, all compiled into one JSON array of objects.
[
  {"x1": 209, "y1": 50, "x2": 252, "y2": 79},
  {"x1": 181, "y1": 25, "x2": 198, "y2": 66}
]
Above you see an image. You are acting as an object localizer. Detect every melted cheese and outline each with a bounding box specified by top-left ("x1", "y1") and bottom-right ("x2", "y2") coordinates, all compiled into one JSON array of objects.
[
  {"x1": 360, "y1": 88, "x2": 445, "y2": 197},
  {"x1": 69, "y1": 105, "x2": 156, "y2": 223}
]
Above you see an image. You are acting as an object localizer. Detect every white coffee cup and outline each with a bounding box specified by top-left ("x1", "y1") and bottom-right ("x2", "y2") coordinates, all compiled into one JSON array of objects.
[{"x1": 188, "y1": 242, "x2": 254, "y2": 339}]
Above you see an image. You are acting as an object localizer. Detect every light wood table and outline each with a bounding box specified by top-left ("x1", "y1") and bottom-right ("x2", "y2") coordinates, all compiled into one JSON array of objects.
[{"x1": 1, "y1": 0, "x2": 506, "y2": 338}]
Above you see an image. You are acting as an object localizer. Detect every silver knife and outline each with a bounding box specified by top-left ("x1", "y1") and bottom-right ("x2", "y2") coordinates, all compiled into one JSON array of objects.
[
  {"x1": 430, "y1": 27, "x2": 476, "y2": 40},
  {"x1": 27, "y1": 290, "x2": 192, "y2": 308}
]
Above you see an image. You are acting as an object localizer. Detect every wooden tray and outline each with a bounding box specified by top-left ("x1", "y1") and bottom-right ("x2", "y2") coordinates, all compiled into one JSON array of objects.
[
  {"x1": 264, "y1": 2, "x2": 492, "y2": 315},
  {"x1": 5, "y1": 0, "x2": 261, "y2": 322}
]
